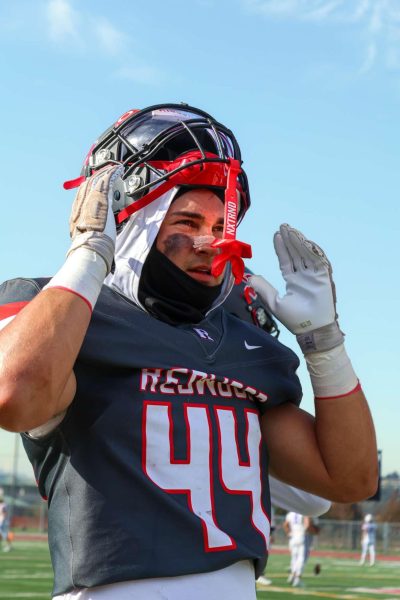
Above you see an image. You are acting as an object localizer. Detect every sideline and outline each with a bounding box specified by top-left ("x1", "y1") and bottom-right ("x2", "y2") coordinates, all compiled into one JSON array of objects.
[{"x1": 270, "y1": 545, "x2": 400, "y2": 563}]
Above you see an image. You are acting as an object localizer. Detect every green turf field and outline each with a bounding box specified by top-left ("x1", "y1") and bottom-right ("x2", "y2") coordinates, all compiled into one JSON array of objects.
[
  {"x1": 257, "y1": 551, "x2": 400, "y2": 600},
  {"x1": 0, "y1": 541, "x2": 399, "y2": 600},
  {"x1": 0, "y1": 541, "x2": 53, "y2": 599}
]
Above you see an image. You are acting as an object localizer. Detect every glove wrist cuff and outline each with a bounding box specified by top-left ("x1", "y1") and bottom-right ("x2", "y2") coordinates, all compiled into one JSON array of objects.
[
  {"x1": 296, "y1": 322, "x2": 344, "y2": 354},
  {"x1": 67, "y1": 232, "x2": 115, "y2": 275},
  {"x1": 305, "y1": 343, "x2": 358, "y2": 398},
  {"x1": 44, "y1": 247, "x2": 107, "y2": 311}
]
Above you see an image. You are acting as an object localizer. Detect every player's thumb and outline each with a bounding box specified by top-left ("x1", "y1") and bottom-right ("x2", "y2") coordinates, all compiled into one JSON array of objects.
[{"x1": 249, "y1": 275, "x2": 279, "y2": 313}]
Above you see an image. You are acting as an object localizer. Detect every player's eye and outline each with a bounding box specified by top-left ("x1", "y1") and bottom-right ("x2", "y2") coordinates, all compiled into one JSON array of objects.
[
  {"x1": 213, "y1": 224, "x2": 224, "y2": 236},
  {"x1": 176, "y1": 219, "x2": 198, "y2": 229}
]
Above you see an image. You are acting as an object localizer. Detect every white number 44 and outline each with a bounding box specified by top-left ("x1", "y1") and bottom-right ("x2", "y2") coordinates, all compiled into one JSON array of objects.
[{"x1": 143, "y1": 402, "x2": 270, "y2": 552}]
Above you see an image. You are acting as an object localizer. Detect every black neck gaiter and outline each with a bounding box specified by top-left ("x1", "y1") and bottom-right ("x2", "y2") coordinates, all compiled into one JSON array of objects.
[{"x1": 138, "y1": 244, "x2": 222, "y2": 325}]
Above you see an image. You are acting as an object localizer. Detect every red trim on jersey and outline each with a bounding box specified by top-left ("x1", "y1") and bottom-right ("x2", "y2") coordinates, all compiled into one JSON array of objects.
[
  {"x1": 315, "y1": 381, "x2": 362, "y2": 400},
  {"x1": 34, "y1": 478, "x2": 48, "y2": 501},
  {"x1": 0, "y1": 301, "x2": 29, "y2": 320},
  {"x1": 44, "y1": 286, "x2": 93, "y2": 313}
]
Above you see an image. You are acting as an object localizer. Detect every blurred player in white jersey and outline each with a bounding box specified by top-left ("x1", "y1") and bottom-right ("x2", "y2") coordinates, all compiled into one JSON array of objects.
[
  {"x1": 284, "y1": 511, "x2": 319, "y2": 587},
  {"x1": 0, "y1": 489, "x2": 11, "y2": 552},
  {"x1": 359, "y1": 514, "x2": 377, "y2": 566},
  {"x1": 257, "y1": 486, "x2": 330, "y2": 587}
]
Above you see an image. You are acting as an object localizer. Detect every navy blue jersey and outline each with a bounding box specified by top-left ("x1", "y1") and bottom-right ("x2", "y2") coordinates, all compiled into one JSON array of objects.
[{"x1": 0, "y1": 278, "x2": 302, "y2": 595}]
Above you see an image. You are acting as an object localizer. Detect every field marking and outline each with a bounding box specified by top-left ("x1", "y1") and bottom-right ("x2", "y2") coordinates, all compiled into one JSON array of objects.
[
  {"x1": 0, "y1": 572, "x2": 52, "y2": 579},
  {"x1": 330, "y1": 560, "x2": 400, "y2": 570},
  {"x1": 330, "y1": 561, "x2": 369, "y2": 567},
  {"x1": 0, "y1": 595, "x2": 46, "y2": 598},
  {"x1": 350, "y1": 588, "x2": 400, "y2": 596},
  {"x1": 271, "y1": 547, "x2": 400, "y2": 562},
  {"x1": 255, "y1": 583, "x2": 380, "y2": 599}
]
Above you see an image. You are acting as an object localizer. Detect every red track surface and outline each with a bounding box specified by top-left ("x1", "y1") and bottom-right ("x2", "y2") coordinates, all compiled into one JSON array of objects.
[
  {"x1": 14, "y1": 533, "x2": 48, "y2": 541},
  {"x1": 271, "y1": 545, "x2": 400, "y2": 562}
]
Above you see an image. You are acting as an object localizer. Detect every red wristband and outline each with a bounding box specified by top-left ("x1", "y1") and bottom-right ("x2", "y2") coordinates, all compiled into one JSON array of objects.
[{"x1": 315, "y1": 381, "x2": 362, "y2": 401}]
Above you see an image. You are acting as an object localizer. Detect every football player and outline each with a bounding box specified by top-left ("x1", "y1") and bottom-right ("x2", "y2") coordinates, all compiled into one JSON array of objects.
[
  {"x1": 283, "y1": 511, "x2": 308, "y2": 587},
  {"x1": 283, "y1": 511, "x2": 321, "y2": 587},
  {"x1": 0, "y1": 104, "x2": 377, "y2": 599},
  {"x1": 0, "y1": 489, "x2": 11, "y2": 552},
  {"x1": 359, "y1": 513, "x2": 377, "y2": 566}
]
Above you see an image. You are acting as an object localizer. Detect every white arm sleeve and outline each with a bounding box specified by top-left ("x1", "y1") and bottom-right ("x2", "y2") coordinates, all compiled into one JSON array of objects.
[{"x1": 269, "y1": 476, "x2": 331, "y2": 516}]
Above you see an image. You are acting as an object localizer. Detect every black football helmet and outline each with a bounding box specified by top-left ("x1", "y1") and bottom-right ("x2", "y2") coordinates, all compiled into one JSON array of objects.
[{"x1": 64, "y1": 103, "x2": 252, "y2": 283}]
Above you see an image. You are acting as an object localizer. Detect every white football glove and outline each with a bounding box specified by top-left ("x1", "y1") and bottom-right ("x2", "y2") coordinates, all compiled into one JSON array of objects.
[
  {"x1": 250, "y1": 224, "x2": 344, "y2": 354},
  {"x1": 68, "y1": 164, "x2": 124, "y2": 275}
]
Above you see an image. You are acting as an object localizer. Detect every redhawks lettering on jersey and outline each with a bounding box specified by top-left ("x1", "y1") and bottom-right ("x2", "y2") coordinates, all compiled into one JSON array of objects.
[{"x1": 140, "y1": 367, "x2": 268, "y2": 403}]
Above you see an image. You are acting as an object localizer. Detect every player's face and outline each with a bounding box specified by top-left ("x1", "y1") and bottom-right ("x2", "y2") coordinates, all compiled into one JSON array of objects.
[{"x1": 156, "y1": 189, "x2": 225, "y2": 286}]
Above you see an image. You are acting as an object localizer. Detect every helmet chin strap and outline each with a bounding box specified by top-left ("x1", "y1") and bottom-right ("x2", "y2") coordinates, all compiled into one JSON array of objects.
[{"x1": 211, "y1": 159, "x2": 252, "y2": 285}]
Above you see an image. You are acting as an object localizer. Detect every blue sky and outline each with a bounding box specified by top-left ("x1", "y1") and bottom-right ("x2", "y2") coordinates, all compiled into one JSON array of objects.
[{"x1": 0, "y1": 0, "x2": 399, "y2": 480}]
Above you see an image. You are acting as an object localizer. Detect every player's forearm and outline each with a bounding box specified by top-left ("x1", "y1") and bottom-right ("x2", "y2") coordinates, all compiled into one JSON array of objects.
[
  {"x1": 251, "y1": 224, "x2": 378, "y2": 500},
  {"x1": 264, "y1": 404, "x2": 330, "y2": 498},
  {"x1": 0, "y1": 167, "x2": 122, "y2": 432},
  {"x1": 304, "y1": 345, "x2": 378, "y2": 500},
  {"x1": 0, "y1": 288, "x2": 90, "y2": 432},
  {"x1": 313, "y1": 388, "x2": 378, "y2": 501},
  {"x1": 264, "y1": 396, "x2": 377, "y2": 502}
]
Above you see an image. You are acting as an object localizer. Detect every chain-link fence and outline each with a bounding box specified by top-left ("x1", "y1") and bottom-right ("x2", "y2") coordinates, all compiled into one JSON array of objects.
[
  {"x1": 2, "y1": 474, "x2": 400, "y2": 553},
  {"x1": 5, "y1": 498, "x2": 400, "y2": 554},
  {"x1": 273, "y1": 516, "x2": 400, "y2": 554}
]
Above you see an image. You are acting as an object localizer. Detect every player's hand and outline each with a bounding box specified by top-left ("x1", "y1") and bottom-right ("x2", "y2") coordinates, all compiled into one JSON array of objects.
[
  {"x1": 250, "y1": 224, "x2": 344, "y2": 354},
  {"x1": 68, "y1": 165, "x2": 123, "y2": 274}
]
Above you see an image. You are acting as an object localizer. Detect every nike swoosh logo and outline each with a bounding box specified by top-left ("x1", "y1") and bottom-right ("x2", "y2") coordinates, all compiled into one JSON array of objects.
[{"x1": 244, "y1": 341, "x2": 263, "y2": 350}]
